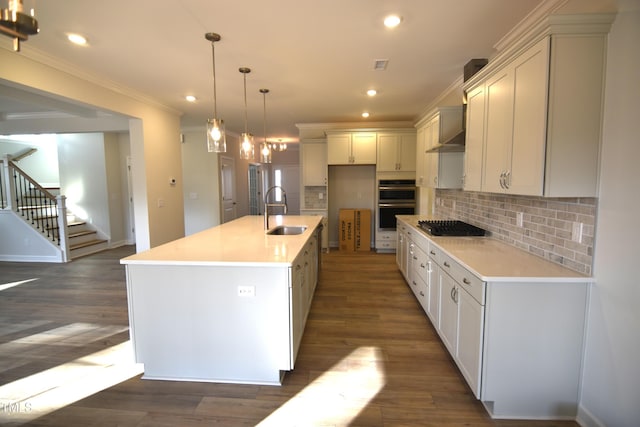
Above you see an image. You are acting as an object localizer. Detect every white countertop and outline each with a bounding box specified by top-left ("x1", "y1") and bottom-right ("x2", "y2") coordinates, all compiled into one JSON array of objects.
[
  {"x1": 121, "y1": 215, "x2": 323, "y2": 267},
  {"x1": 397, "y1": 215, "x2": 590, "y2": 282}
]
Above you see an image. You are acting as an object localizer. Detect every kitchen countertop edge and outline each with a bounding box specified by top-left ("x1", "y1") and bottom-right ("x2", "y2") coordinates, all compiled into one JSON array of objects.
[{"x1": 397, "y1": 215, "x2": 592, "y2": 283}]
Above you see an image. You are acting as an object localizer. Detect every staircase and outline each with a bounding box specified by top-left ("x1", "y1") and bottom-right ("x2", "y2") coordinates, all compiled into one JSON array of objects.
[
  {"x1": 21, "y1": 189, "x2": 109, "y2": 260},
  {"x1": 66, "y1": 217, "x2": 109, "y2": 259},
  {"x1": 2, "y1": 157, "x2": 110, "y2": 262}
]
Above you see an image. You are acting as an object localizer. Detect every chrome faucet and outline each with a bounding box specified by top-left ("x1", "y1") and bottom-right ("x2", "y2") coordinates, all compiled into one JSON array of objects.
[{"x1": 264, "y1": 186, "x2": 288, "y2": 230}]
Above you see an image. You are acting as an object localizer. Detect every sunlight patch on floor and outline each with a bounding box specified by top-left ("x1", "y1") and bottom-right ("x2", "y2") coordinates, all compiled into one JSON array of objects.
[
  {"x1": 257, "y1": 346, "x2": 386, "y2": 426},
  {"x1": 0, "y1": 341, "x2": 143, "y2": 425},
  {"x1": 0, "y1": 279, "x2": 38, "y2": 292}
]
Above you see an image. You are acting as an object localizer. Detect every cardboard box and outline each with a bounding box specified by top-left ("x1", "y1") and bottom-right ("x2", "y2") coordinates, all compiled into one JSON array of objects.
[
  {"x1": 339, "y1": 209, "x2": 355, "y2": 251},
  {"x1": 339, "y1": 208, "x2": 371, "y2": 252},
  {"x1": 354, "y1": 209, "x2": 371, "y2": 252}
]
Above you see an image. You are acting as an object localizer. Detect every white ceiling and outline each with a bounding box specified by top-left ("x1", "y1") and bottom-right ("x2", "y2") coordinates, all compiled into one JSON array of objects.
[{"x1": 0, "y1": 0, "x2": 613, "y2": 142}]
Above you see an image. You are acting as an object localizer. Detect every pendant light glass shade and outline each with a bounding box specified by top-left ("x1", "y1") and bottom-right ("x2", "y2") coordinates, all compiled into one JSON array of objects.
[
  {"x1": 207, "y1": 118, "x2": 226, "y2": 152},
  {"x1": 259, "y1": 88, "x2": 272, "y2": 164},
  {"x1": 239, "y1": 67, "x2": 254, "y2": 160},
  {"x1": 205, "y1": 32, "x2": 226, "y2": 153}
]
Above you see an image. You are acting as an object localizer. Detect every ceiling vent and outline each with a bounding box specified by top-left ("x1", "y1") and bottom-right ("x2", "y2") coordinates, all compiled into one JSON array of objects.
[{"x1": 373, "y1": 59, "x2": 388, "y2": 71}]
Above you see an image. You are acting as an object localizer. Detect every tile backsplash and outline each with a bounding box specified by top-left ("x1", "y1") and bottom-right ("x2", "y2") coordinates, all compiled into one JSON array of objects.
[
  {"x1": 435, "y1": 189, "x2": 596, "y2": 275},
  {"x1": 303, "y1": 186, "x2": 327, "y2": 210}
]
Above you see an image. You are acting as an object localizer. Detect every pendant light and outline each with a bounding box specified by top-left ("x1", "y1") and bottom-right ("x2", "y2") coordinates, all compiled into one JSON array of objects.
[
  {"x1": 259, "y1": 88, "x2": 272, "y2": 164},
  {"x1": 0, "y1": 0, "x2": 39, "y2": 51},
  {"x1": 205, "y1": 32, "x2": 226, "y2": 153},
  {"x1": 238, "y1": 67, "x2": 254, "y2": 160}
]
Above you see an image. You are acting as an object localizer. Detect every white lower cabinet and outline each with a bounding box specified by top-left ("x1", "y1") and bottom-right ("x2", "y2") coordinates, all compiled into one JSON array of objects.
[
  {"x1": 438, "y1": 271, "x2": 459, "y2": 356},
  {"x1": 396, "y1": 217, "x2": 588, "y2": 419},
  {"x1": 456, "y1": 283, "x2": 484, "y2": 398}
]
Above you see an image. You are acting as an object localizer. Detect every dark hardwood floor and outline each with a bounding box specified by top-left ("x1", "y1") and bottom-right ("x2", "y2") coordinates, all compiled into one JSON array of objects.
[{"x1": 0, "y1": 246, "x2": 578, "y2": 426}]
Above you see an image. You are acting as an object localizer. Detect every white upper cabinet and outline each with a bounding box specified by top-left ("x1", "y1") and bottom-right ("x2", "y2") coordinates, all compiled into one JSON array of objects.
[
  {"x1": 482, "y1": 38, "x2": 548, "y2": 195},
  {"x1": 463, "y1": 84, "x2": 486, "y2": 192},
  {"x1": 464, "y1": 15, "x2": 611, "y2": 197},
  {"x1": 327, "y1": 132, "x2": 376, "y2": 165},
  {"x1": 301, "y1": 140, "x2": 327, "y2": 186},
  {"x1": 376, "y1": 132, "x2": 417, "y2": 172}
]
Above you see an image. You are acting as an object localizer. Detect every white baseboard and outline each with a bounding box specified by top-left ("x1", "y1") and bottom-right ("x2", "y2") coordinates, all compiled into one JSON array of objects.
[{"x1": 576, "y1": 404, "x2": 606, "y2": 427}]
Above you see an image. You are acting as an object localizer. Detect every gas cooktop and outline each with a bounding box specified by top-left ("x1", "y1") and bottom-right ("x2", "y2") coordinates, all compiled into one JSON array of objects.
[{"x1": 418, "y1": 220, "x2": 486, "y2": 237}]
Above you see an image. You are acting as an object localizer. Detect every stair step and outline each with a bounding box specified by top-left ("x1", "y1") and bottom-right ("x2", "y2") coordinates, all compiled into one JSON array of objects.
[
  {"x1": 70, "y1": 239, "x2": 108, "y2": 251},
  {"x1": 68, "y1": 230, "x2": 96, "y2": 239}
]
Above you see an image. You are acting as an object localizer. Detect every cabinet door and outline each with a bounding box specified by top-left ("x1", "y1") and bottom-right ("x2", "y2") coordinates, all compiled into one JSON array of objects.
[
  {"x1": 457, "y1": 287, "x2": 484, "y2": 398},
  {"x1": 464, "y1": 84, "x2": 486, "y2": 191},
  {"x1": 290, "y1": 263, "x2": 304, "y2": 365},
  {"x1": 426, "y1": 117, "x2": 439, "y2": 187},
  {"x1": 398, "y1": 134, "x2": 416, "y2": 172},
  {"x1": 352, "y1": 132, "x2": 377, "y2": 164},
  {"x1": 302, "y1": 141, "x2": 327, "y2": 186},
  {"x1": 483, "y1": 67, "x2": 514, "y2": 193},
  {"x1": 509, "y1": 38, "x2": 548, "y2": 195},
  {"x1": 376, "y1": 134, "x2": 399, "y2": 171},
  {"x1": 415, "y1": 125, "x2": 427, "y2": 186},
  {"x1": 427, "y1": 257, "x2": 440, "y2": 327},
  {"x1": 439, "y1": 271, "x2": 458, "y2": 356},
  {"x1": 327, "y1": 134, "x2": 351, "y2": 165}
]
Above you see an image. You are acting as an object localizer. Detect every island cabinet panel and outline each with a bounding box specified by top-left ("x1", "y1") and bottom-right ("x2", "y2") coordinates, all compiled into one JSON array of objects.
[
  {"x1": 121, "y1": 215, "x2": 324, "y2": 386},
  {"x1": 395, "y1": 216, "x2": 590, "y2": 419},
  {"x1": 126, "y1": 265, "x2": 291, "y2": 385}
]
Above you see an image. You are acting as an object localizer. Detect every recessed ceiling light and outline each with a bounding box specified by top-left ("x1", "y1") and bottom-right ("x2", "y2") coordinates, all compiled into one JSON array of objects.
[
  {"x1": 67, "y1": 33, "x2": 88, "y2": 46},
  {"x1": 384, "y1": 15, "x2": 402, "y2": 28},
  {"x1": 367, "y1": 89, "x2": 377, "y2": 97},
  {"x1": 185, "y1": 95, "x2": 197, "y2": 102},
  {"x1": 362, "y1": 112, "x2": 370, "y2": 118}
]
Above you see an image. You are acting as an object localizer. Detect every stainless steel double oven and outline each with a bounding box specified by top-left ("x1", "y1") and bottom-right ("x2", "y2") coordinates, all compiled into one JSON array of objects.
[{"x1": 377, "y1": 179, "x2": 416, "y2": 231}]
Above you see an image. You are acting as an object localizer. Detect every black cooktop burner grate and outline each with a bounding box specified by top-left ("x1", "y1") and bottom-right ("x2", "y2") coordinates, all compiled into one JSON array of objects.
[{"x1": 418, "y1": 220, "x2": 486, "y2": 236}]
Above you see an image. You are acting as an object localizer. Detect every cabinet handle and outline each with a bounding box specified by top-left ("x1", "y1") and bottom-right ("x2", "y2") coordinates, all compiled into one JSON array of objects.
[
  {"x1": 420, "y1": 263, "x2": 426, "y2": 269},
  {"x1": 453, "y1": 288, "x2": 459, "y2": 303},
  {"x1": 413, "y1": 255, "x2": 418, "y2": 260},
  {"x1": 443, "y1": 261, "x2": 450, "y2": 268},
  {"x1": 450, "y1": 286, "x2": 456, "y2": 301},
  {"x1": 463, "y1": 278, "x2": 471, "y2": 285},
  {"x1": 412, "y1": 280, "x2": 417, "y2": 287},
  {"x1": 430, "y1": 250, "x2": 436, "y2": 256},
  {"x1": 419, "y1": 291, "x2": 425, "y2": 297},
  {"x1": 505, "y1": 170, "x2": 511, "y2": 189}
]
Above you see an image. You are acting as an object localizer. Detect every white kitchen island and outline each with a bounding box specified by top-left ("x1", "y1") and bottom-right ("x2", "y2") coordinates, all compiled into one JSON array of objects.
[{"x1": 120, "y1": 215, "x2": 323, "y2": 385}]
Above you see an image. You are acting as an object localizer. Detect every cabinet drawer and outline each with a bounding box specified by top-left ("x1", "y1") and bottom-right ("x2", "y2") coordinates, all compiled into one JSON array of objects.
[
  {"x1": 438, "y1": 252, "x2": 485, "y2": 305},
  {"x1": 376, "y1": 239, "x2": 397, "y2": 250},
  {"x1": 426, "y1": 244, "x2": 442, "y2": 264}
]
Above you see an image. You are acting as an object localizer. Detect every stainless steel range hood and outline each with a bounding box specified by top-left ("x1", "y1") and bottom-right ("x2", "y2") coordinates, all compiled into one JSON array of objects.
[
  {"x1": 425, "y1": 128, "x2": 465, "y2": 153},
  {"x1": 426, "y1": 59, "x2": 487, "y2": 154}
]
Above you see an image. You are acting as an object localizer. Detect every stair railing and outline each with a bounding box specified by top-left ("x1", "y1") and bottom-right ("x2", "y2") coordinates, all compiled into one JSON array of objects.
[
  {"x1": 0, "y1": 158, "x2": 6, "y2": 209},
  {"x1": 1, "y1": 156, "x2": 69, "y2": 261}
]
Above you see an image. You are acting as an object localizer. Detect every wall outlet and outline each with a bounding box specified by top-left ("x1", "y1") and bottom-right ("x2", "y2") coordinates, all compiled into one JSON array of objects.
[
  {"x1": 319, "y1": 192, "x2": 323, "y2": 200},
  {"x1": 572, "y1": 222, "x2": 583, "y2": 243},
  {"x1": 237, "y1": 285, "x2": 255, "y2": 297},
  {"x1": 516, "y1": 212, "x2": 524, "y2": 227}
]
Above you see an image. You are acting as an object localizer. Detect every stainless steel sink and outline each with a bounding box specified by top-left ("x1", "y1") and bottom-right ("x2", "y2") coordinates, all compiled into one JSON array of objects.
[{"x1": 266, "y1": 225, "x2": 307, "y2": 235}]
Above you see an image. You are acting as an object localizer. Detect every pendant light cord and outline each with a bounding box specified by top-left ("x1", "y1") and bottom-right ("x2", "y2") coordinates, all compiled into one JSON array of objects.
[{"x1": 211, "y1": 41, "x2": 217, "y2": 118}]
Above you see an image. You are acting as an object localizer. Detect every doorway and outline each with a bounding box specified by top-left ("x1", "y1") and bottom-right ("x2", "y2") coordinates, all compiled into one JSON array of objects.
[
  {"x1": 248, "y1": 163, "x2": 268, "y2": 215},
  {"x1": 220, "y1": 156, "x2": 237, "y2": 223}
]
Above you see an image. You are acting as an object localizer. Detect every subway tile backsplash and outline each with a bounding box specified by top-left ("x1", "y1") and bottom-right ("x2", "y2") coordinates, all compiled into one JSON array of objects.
[{"x1": 434, "y1": 189, "x2": 596, "y2": 275}]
